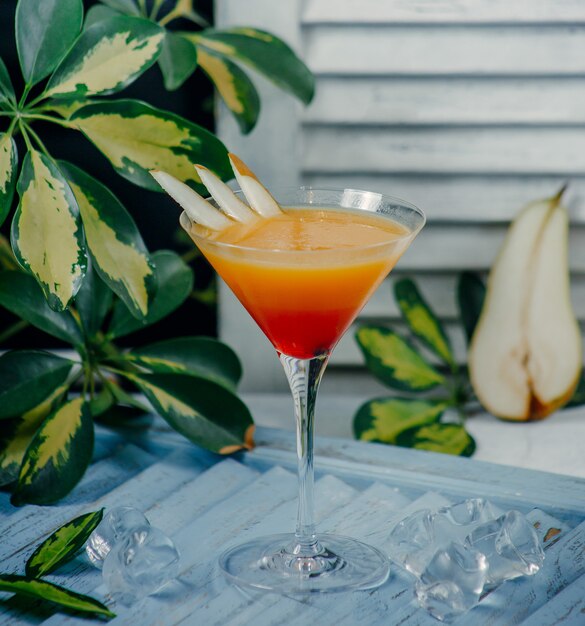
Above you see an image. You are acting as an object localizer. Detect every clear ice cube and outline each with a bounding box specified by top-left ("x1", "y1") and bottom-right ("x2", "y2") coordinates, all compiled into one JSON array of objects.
[
  {"x1": 416, "y1": 542, "x2": 487, "y2": 622},
  {"x1": 86, "y1": 506, "x2": 150, "y2": 569},
  {"x1": 102, "y1": 526, "x2": 180, "y2": 605},
  {"x1": 465, "y1": 510, "x2": 544, "y2": 586},
  {"x1": 387, "y1": 508, "x2": 436, "y2": 576},
  {"x1": 433, "y1": 498, "x2": 501, "y2": 545}
]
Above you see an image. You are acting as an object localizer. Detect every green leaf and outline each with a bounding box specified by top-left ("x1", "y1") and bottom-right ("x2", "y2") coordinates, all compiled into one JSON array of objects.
[
  {"x1": 11, "y1": 150, "x2": 87, "y2": 312},
  {"x1": 356, "y1": 325, "x2": 445, "y2": 391},
  {"x1": 0, "y1": 270, "x2": 83, "y2": 344},
  {"x1": 193, "y1": 27, "x2": 314, "y2": 104},
  {"x1": 159, "y1": 31, "x2": 198, "y2": 91},
  {"x1": 74, "y1": 258, "x2": 112, "y2": 337},
  {"x1": 108, "y1": 250, "x2": 193, "y2": 338},
  {"x1": 396, "y1": 422, "x2": 476, "y2": 457},
  {"x1": 127, "y1": 337, "x2": 242, "y2": 389},
  {"x1": 0, "y1": 383, "x2": 68, "y2": 486},
  {"x1": 46, "y1": 16, "x2": 164, "y2": 99},
  {"x1": 126, "y1": 372, "x2": 254, "y2": 453},
  {"x1": 197, "y1": 47, "x2": 259, "y2": 134},
  {"x1": 60, "y1": 162, "x2": 155, "y2": 319},
  {"x1": 458, "y1": 272, "x2": 486, "y2": 345},
  {"x1": 26, "y1": 509, "x2": 104, "y2": 578},
  {"x1": 84, "y1": 5, "x2": 120, "y2": 29},
  {"x1": 0, "y1": 133, "x2": 18, "y2": 227},
  {"x1": 0, "y1": 56, "x2": 16, "y2": 105},
  {"x1": 71, "y1": 99, "x2": 231, "y2": 191},
  {"x1": 394, "y1": 278, "x2": 455, "y2": 369},
  {"x1": 12, "y1": 398, "x2": 94, "y2": 506},
  {"x1": 354, "y1": 397, "x2": 447, "y2": 444},
  {"x1": 16, "y1": 0, "x2": 83, "y2": 85},
  {"x1": 0, "y1": 350, "x2": 73, "y2": 419},
  {"x1": 95, "y1": 405, "x2": 153, "y2": 429},
  {"x1": 0, "y1": 575, "x2": 114, "y2": 618},
  {"x1": 100, "y1": 0, "x2": 140, "y2": 15}
]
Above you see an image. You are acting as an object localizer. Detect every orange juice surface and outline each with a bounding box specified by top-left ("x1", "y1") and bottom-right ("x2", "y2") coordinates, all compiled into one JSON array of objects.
[{"x1": 196, "y1": 208, "x2": 411, "y2": 358}]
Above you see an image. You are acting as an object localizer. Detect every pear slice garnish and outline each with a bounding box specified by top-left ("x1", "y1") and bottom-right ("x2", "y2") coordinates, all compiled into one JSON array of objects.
[
  {"x1": 229, "y1": 153, "x2": 283, "y2": 217},
  {"x1": 150, "y1": 170, "x2": 232, "y2": 231},
  {"x1": 194, "y1": 164, "x2": 257, "y2": 223}
]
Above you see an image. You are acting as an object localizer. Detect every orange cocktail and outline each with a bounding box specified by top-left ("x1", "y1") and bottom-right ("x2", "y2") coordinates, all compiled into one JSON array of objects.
[{"x1": 194, "y1": 207, "x2": 411, "y2": 358}]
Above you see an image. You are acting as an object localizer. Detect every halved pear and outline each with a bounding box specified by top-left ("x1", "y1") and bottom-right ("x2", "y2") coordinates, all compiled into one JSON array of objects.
[
  {"x1": 228, "y1": 153, "x2": 283, "y2": 217},
  {"x1": 469, "y1": 189, "x2": 582, "y2": 421},
  {"x1": 150, "y1": 170, "x2": 232, "y2": 231},
  {"x1": 194, "y1": 164, "x2": 258, "y2": 223}
]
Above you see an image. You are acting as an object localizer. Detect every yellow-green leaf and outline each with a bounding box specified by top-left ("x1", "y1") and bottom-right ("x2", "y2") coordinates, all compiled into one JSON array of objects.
[
  {"x1": 0, "y1": 133, "x2": 17, "y2": 227},
  {"x1": 125, "y1": 372, "x2": 254, "y2": 454},
  {"x1": 396, "y1": 423, "x2": 476, "y2": 457},
  {"x1": 46, "y1": 16, "x2": 164, "y2": 99},
  {"x1": 26, "y1": 509, "x2": 104, "y2": 578},
  {"x1": 354, "y1": 397, "x2": 447, "y2": 444},
  {"x1": 0, "y1": 383, "x2": 68, "y2": 486},
  {"x1": 394, "y1": 278, "x2": 455, "y2": 369},
  {"x1": 11, "y1": 150, "x2": 87, "y2": 311},
  {"x1": 0, "y1": 575, "x2": 114, "y2": 618},
  {"x1": 197, "y1": 47, "x2": 259, "y2": 134},
  {"x1": 72, "y1": 99, "x2": 231, "y2": 191},
  {"x1": 12, "y1": 398, "x2": 93, "y2": 506},
  {"x1": 61, "y1": 162, "x2": 155, "y2": 319},
  {"x1": 356, "y1": 325, "x2": 445, "y2": 391}
]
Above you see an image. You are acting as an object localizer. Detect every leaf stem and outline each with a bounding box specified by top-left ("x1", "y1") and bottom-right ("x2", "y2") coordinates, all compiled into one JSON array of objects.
[
  {"x1": 150, "y1": 0, "x2": 165, "y2": 20},
  {"x1": 22, "y1": 112, "x2": 74, "y2": 129},
  {"x1": 137, "y1": 0, "x2": 147, "y2": 16},
  {"x1": 18, "y1": 84, "x2": 32, "y2": 108},
  {"x1": 18, "y1": 121, "x2": 34, "y2": 152},
  {"x1": 0, "y1": 320, "x2": 29, "y2": 344}
]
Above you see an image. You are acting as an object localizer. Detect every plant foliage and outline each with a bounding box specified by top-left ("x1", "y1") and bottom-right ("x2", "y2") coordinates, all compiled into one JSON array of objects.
[{"x1": 0, "y1": 0, "x2": 314, "y2": 505}]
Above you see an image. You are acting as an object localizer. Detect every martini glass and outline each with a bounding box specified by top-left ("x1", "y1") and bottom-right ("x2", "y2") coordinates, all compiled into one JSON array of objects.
[{"x1": 181, "y1": 188, "x2": 425, "y2": 593}]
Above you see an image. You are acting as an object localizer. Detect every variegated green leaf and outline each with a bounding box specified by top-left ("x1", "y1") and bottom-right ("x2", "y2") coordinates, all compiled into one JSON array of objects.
[
  {"x1": 45, "y1": 99, "x2": 90, "y2": 120},
  {"x1": 197, "y1": 47, "x2": 259, "y2": 134},
  {"x1": 26, "y1": 509, "x2": 104, "y2": 577},
  {"x1": 396, "y1": 423, "x2": 476, "y2": 457},
  {"x1": 16, "y1": 0, "x2": 83, "y2": 85},
  {"x1": 0, "y1": 350, "x2": 73, "y2": 419},
  {"x1": 127, "y1": 337, "x2": 241, "y2": 389},
  {"x1": 0, "y1": 270, "x2": 83, "y2": 344},
  {"x1": 354, "y1": 397, "x2": 447, "y2": 444},
  {"x1": 0, "y1": 383, "x2": 68, "y2": 486},
  {"x1": 126, "y1": 372, "x2": 254, "y2": 454},
  {"x1": 84, "y1": 5, "x2": 121, "y2": 29},
  {"x1": 46, "y1": 16, "x2": 164, "y2": 99},
  {"x1": 72, "y1": 99, "x2": 231, "y2": 190},
  {"x1": 458, "y1": 272, "x2": 486, "y2": 345},
  {"x1": 60, "y1": 162, "x2": 155, "y2": 319},
  {"x1": 0, "y1": 575, "x2": 114, "y2": 618},
  {"x1": 96, "y1": 405, "x2": 153, "y2": 430},
  {"x1": 108, "y1": 250, "x2": 193, "y2": 338},
  {"x1": 356, "y1": 325, "x2": 445, "y2": 391},
  {"x1": 159, "y1": 31, "x2": 198, "y2": 91},
  {"x1": 12, "y1": 398, "x2": 94, "y2": 506},
  {"x1": 394, "y1": 278, "x2": 455, "y2": 369},
  {"x1": 11, "y1": 150, "x2": 87, "y2": 312},
  {"x1": 0, "y1": 56, "x2": 16, "y2": 105},
  {"x1": 74, "y1": 257, "x2": 112, "y2": 337},
  {"x1": 192, "y1": 27, "x2": 314, "y2": 104},
  {"x1": 0, "y1": 133, "x2": 18, "y2": 227}
]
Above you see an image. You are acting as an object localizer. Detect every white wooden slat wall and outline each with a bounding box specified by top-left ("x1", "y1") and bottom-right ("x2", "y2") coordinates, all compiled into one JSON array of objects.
[{"x1": 215, "y1": 0, "x2": 585, "y2": 393}]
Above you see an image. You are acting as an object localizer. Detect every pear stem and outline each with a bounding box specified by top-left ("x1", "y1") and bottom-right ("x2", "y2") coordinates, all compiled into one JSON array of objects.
[{"x1": 553, "y1": 183, "x2": 569, "y2": 205}]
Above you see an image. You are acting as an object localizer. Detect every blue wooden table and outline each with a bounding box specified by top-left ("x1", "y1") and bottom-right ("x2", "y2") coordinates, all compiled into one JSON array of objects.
[{"x1": 1, "y1": 419, "x2": 584, "y2": 625}]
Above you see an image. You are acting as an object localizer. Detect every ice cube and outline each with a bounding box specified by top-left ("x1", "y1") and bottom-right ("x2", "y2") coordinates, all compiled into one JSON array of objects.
[
  {"x1": 433, "y1": 498, "x2": 500, "y2": 545},
  {"x1": 387, "y1": 508, "x2": 435, "y2": 576},
  {"x1": 416, "y1": 542, "x2": 487, "y2": 622},
  {"x1": 86, "y1": 506, "x2": 150, "y2": 569},
  {"x1": 465, "y1": 510, "x2": 544, "y2": 587},
  {"x1": 102, "y1": 526, "x2": 180, "y2": 605}
]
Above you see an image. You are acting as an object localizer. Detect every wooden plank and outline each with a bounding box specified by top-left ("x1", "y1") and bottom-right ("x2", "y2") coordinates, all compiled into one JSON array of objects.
[
  {"x1": 303, "y1": 127, "x2": 585, "y2": 175},
  {"x1": 303, "y1": 173, "x2": 585, "y2": 223},
  {"x1": 303, "y1": 0, "x2": 585, "y2": 25},
  {"x1": 305, "y1": 77, "x2": 585, "y2": 125},
  {"x1": 305, "y1": 26, "x2": 585, "y2": 75},
  {"x1": 519, "y1": 576, "x2": 585, "y2": 625}
]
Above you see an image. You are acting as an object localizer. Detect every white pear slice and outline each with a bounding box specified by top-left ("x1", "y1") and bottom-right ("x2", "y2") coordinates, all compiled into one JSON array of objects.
[
  {"x1": 194, "y1": 164, "x2": 257, "y2": 223},
  {"x1": 150, "y1": 170, "x2": 232, "y2": 231},
  {"x1": 228, "y1": 153, "x2": 283, "y2": 217},
  {"x1": 469, "y1": 190, "x2": 581, "y2": 421}
]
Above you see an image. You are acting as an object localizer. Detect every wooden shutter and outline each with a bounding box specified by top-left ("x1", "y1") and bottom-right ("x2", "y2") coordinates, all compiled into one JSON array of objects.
[{"x1": 216, "y1": 0, "x2": 585, "y2": 392}]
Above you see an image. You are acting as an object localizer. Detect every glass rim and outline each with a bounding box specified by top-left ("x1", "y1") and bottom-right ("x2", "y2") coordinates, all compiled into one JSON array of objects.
[{"x1": 182, "y1": 186, "x2": 426, "y2": 256}]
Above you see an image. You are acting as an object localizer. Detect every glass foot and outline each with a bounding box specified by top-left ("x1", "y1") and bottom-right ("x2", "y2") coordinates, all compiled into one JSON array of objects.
[{"x1": 219, "y1": 533, "x2": 390, "y2": 593}]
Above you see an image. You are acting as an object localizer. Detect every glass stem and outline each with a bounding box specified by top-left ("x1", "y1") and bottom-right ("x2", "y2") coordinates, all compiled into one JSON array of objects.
[{"x1": 279, "y1": 352, "x2": 329, "y2": 556}]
